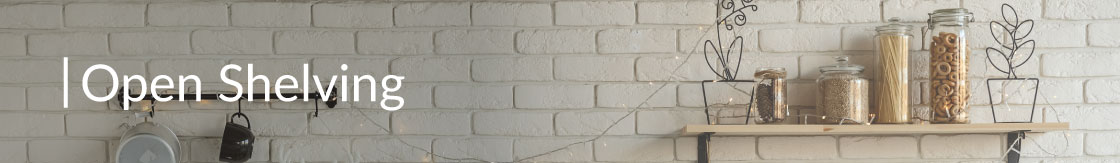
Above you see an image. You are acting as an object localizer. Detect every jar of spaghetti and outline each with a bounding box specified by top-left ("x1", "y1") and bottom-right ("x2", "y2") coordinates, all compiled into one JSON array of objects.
[
  {"x1": 873, "y1": 17, "x2": 912, "y2": 124},
  {"x1": 926, "y1": 8, "x2": 973, "y2": 124}
]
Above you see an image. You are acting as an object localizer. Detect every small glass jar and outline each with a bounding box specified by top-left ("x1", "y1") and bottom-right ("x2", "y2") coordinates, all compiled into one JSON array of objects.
[
  {"x1": 874, "y1": 17, "x2": 912, "y2": 124},
  {"x1": 753, "y1": 67, "x2": 787, "y2": 124},
  {"x1": 816, "y1": 56, "x2": 870, "y2": 124},
  {"x1": 927, "y1": 8, "x2": 973, "y2": 124}
]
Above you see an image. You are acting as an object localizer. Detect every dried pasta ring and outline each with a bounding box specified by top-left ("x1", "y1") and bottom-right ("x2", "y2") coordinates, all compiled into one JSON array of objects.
[
  {"x1": 934, "y1": 62, "x2": 952, "y2": 76},
  {"x1": 944, "y1": 35, "x2": 959, "y2": 47},
  {"x1": 933, "y1": 36, "x2": 945, "y2": 46},
  {"x1": 941, "y1": 52, "x2": 957, "y2": 62},
  {"x1": 937, "y1": 84, "x2": 954, "y2": 96},
  {"x1": 932, "y1": 45, "x2": 949, "y2": 54},
  {"x1": 948, "y1": 73, "x2": 960, "y2": 81}
]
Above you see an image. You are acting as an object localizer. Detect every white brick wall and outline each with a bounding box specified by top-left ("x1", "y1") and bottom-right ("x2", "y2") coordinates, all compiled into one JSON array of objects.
[
  {"x1": 433, "y1": 138, "x2": 514, "y2": 162},
  {"x1": 435, "y1": 30, "x2": 515, "y2": 54},
  {"x1": 65, "y1": 3, "x2": 145, "y2": 28},
  {"x1": 110, "y1": 31, "x2": 192, "y2": 55},
  {"x1": 556, "y1": 1, "x2": 635, "y2": 26},
  {"x1": 637, "y1": 2, "x2": 716, "y2": 25},
  {"x1": 275, "y1": 31, "x2": 356, "y2": 55},
  {"x1": 231, "y1": 3, "x2": 311, "y2": 27},
  {"x1": 192, "y1": 30, "x2": 273, "y2": 55},
  {"x1": 148, "y1": 3, "x2": 229, "y2": 27},
  {"x1": 598, "y1": 29, "x2": 676, "y2": 53},
  {"x1": 801, "y1": 0, "x2": 880, "y2": 23},
  {"x1": 396, "y1": 3, "x2": 470, "y2": 27},
  {"x1": 29, "y1": 32, "x2": 108, "y2": 56},
  {"x1": 472, "y1": 57, "x2": 552, "y2": 81},
  {"x1": 2, "y1": 0, "x2": 1116, "y2": 162},
  {"x1": 0, "y1": 4, "x2": 62, "y2": 29},
  {"x1": 515, "y1": 85, "x2": 594, "y2": 109},
  {"x1": 358, "y1": 31, "x2": 433, "y2": 55},
  {"x1": 758, "y1": 136, "x2": 839, "y2": 160},
  {"x1": 312, "y1": 3, "x2": 394, "y2": 28},
  {"x1": 472, "y1": 3, "x2": 552, "y2": 27},
  {"x1": 516, "y1": 29, "x2": 596, "y2": 54},
  {"x1": 593, "y1": 138, "x2": 675, "y2": 161},
  {"x1": 473, "y1": 112, "x2": 553, "y2": 136}
]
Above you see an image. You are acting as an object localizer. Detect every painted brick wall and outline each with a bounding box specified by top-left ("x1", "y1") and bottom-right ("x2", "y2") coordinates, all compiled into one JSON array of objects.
[{"x1": 0, "y1": 0, "x2": 1117, "y2": 162}]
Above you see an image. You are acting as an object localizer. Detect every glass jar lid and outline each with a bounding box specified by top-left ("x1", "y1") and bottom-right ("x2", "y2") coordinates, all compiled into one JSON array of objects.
[
  {"x1": 928, "y1": 8, "x2": 973, "y2": 26},
  {"x1": 819, "y1": 56, "x2": 864, "y2": 73},
  {"x1": 876, "y1": 17, "x2": 912, "y2": 34}
]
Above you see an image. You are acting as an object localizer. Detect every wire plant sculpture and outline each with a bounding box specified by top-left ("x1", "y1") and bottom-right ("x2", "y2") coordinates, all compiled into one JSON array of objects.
[
  {"x1": 703, "y1": 0, "x2": 756, "y2": 80},
  {"x1": 986, "y1": 4, "x2": 1035, "y2": 79},
  {"x1": 984, "y1": 3, "x2": 1041, "y2": 123},
  {"x1": 699, "y1": 0, "x2": 759, "y2": 125}
]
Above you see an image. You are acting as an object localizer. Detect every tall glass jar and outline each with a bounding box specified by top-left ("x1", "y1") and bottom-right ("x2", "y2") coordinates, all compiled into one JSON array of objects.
[
  {"x1": 874, "y1": 17, "x2": 912, "y2": 124},
  {"x1": 816, "y1": 56, "x2": 869, "y2": 124},
  {"x1": 927, "y1": 8, "x2": 973, "y2": 124},
  {"x1": 753, "y1": 67, "x2": 787, "y2": 124}
]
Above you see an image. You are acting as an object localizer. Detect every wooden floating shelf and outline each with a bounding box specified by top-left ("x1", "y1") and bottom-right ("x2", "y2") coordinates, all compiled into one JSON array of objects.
[{"x1": 683, "y1": 123, "x2": 1069, "y2": 136}]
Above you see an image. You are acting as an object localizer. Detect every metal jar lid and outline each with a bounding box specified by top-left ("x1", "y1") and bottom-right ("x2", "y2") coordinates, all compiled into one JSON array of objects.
[{"x1": 819, "y1": 56, "x2": 864, "y2": 73}]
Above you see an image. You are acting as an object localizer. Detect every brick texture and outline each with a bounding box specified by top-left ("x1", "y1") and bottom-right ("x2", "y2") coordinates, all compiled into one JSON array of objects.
[{"x1": 0, "y1": 0, "x2": 1113, "y2": 162}]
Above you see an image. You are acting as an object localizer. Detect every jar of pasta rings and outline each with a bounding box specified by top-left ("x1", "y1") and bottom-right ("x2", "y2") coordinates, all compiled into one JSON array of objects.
[
  {"x1": 926, "y1": 8, "x2": 973, "y2": 124},
  {"x1": 874, "y1": 17, "x2": 912, "y2": 124},
  {"x1": 815, "y1": 56, "x2": 869, "y2": 124},
  {"x1": 753, "y1": 67, "x2": 787, "y2": 124}
]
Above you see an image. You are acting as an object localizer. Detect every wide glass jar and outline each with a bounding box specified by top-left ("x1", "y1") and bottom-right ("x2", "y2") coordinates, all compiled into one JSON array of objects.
[
  {"x1": 927, "y1": 8, "x2": 973, "y2": 124},
  {"x1": 753, "y1": 67, "x2": 787, "y2": 124},
  {"x1": 816, "y1": 56, "x2": 870, "y2": 124},
  {"x1": 874, "y1": 17, "x2": 912, "y2": 124}
]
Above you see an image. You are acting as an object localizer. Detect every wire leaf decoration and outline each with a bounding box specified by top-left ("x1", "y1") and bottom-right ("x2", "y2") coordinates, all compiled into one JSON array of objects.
[
  {"x1": 704, "y1": 0, "x2": 757, "y2": 80},
  {"x1": 985, "y1": 3, "x2": 1035, "y2": 78}
]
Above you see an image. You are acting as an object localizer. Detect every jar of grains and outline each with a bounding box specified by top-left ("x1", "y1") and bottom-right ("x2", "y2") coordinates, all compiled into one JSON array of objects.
[
  {"x1": 753, "y1": 67, "x2": 788, "y2": 124},
  {"x1": 816, "y1": 56, "x2": 870, "y2": 124},
  {"x1": 926, "y1": 8, "x2": 973, "y2": 124}
]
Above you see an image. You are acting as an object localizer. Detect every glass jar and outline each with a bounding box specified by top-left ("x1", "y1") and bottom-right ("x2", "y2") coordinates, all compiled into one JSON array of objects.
[
  {"x1": 753, "y1": 67, "x2": 787, "y2": 124},
  {"x1": 816, "y1": 56, "x2": 870, "y2": 124},
  {"x1": 874, "y1": 17, "x2": 912, "y2": 124},
  {"x1": 927, "y1": 8, "x2": 973, "y2": 124}
]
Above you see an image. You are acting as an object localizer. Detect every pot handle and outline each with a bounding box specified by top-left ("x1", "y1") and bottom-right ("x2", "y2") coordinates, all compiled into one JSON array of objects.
[{"x1": 230, "y1": 112, "x2": 251, "y2": 129}]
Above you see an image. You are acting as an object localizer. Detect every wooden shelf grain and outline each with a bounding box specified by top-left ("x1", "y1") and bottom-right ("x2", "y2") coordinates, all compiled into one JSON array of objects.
[{"x1": 682, "y1": 123, "x2": 1069, "y2": 136}]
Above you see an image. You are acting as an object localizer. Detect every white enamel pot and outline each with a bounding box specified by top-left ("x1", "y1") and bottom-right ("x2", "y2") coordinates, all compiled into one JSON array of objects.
[{"x1": 116, "y1": 121, "x2": 181, "y2": 163}]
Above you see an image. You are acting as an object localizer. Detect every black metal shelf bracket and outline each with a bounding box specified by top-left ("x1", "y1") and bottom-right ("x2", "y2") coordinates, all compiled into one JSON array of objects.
[
  {"x1": 697, "y1": 132, "x2": 714, "y2": 163},
  {"x1": 115, "y1": 87, "x2": 339, "y2": 117},
  {"x1": 1007, "y1": 130, "x2": 1027, "y2": 163}
]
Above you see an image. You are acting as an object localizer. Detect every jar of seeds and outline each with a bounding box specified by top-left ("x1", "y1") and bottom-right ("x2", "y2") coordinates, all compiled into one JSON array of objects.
[
  {"x1": 753, "y1": 67, "x2": 787, "y2": 124},
  {"x1": 815, "y1": 56, "x2": 870, "y2": 124}
]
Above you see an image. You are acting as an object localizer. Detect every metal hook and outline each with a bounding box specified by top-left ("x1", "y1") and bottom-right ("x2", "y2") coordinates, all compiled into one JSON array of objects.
[
  {"x1": 237, "y1": 98, "x2": 243, "y2": 114},
  {"x1": 148, "y1": 100, "x2": 155, "y2": 118}
]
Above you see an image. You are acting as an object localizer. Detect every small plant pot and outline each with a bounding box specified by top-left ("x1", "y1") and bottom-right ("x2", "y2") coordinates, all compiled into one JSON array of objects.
[{"x1": 985, "y1": 78, "x2": 1039, "y2": 123}]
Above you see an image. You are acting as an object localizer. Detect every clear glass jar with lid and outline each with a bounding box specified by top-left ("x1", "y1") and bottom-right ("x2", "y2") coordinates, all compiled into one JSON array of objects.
[
  {"x1": 753, "y1": 67, "x2": 787, "y2": 124},
  {"x1": 816, "y1": 56, "x2": 869, "y2": 124},
  {"x1": 874, "y1": 17, "x2": 912, "y2": 124},
  {"x1": 927, "y1": 8, "x2": 973, "y2": 124}
]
